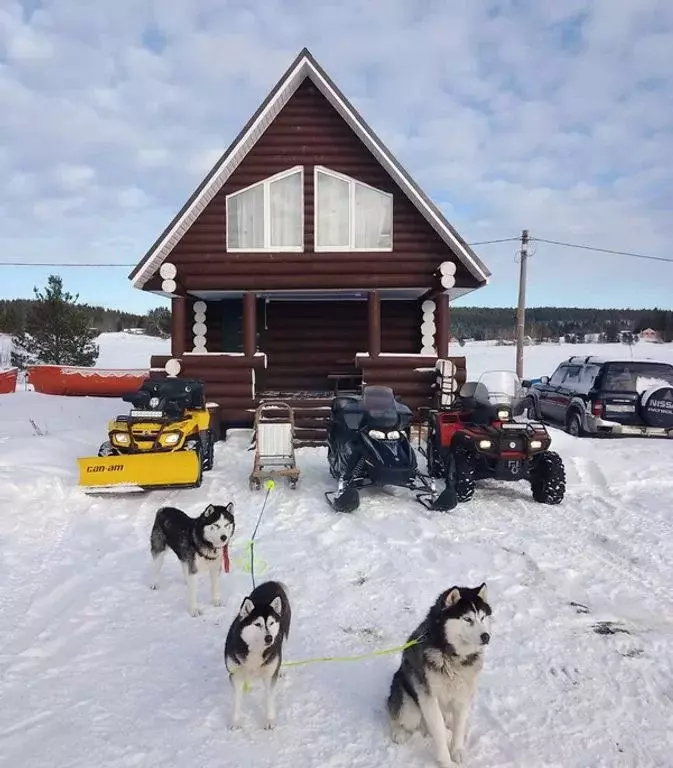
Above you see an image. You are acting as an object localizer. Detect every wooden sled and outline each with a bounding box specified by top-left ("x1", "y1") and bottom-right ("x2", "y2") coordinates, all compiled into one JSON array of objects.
[{"x1": 249, "y1": 401, "x2": 300, "y2": 490}]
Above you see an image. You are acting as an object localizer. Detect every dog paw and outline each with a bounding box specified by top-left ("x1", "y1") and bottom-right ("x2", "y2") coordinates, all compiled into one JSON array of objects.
[
  {"x1": 149, "y1": 583, "x2": 159, "y2": 590},
  {"x1": 229, "y1": 722, "x2": 241, "y2": 731},
  {"x1": 436, "y1": 754, "x2": 453, "y2": 768},
  {"x1": 189, "y1": 606, "x2": 203, "y2": 617},
  {"x1": 450, "y1": 747, "x2": 465, "y2": 764},
  {"x1": 212, "y1": 598, "x2": 224, "y2": 607},
  {"x1": 263, "y1": 719, "x2": 276, "y2": 730}
]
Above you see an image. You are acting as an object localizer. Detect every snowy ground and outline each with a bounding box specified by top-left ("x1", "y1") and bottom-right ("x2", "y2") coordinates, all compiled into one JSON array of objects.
[{"x1": 1, "y1": 335, "x2": 673, "y2": 767}]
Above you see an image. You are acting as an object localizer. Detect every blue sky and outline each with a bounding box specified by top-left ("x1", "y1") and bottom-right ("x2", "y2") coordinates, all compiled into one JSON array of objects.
[{"x1": 1, "y1": 0, "x2": 672, "y2": 315}]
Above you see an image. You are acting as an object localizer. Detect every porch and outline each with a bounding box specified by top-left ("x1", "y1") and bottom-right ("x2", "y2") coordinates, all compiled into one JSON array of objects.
[{"x1": 150, "y1": 288, "x2": 465, "y2": 445}]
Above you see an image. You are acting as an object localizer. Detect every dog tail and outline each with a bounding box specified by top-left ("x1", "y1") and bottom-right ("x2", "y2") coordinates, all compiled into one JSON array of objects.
[{"x1": 150, "y1": 513, "x2": 168, "y2": 558}]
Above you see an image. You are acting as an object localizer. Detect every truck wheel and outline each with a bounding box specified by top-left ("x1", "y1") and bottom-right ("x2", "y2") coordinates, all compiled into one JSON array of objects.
[
  {"x1": 566, "y1": 411, "x2": 584, "y2": 437},
  {"x1": 530, "y1": 451, "x2": 565, "y2": 504},
  {"x1": 522, "y1": 397, "x2": 538, "y2": 420}
]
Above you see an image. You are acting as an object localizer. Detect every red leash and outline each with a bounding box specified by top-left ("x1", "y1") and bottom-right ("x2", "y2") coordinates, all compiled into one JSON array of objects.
[{"x1": 222, "y1": 544, "x2": 230, "y2": 574}]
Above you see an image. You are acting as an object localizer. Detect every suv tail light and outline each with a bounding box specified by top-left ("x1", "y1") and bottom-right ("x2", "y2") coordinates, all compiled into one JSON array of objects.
[{"x1": 591, "y1": 400, "x2": 604, "y2": 417}]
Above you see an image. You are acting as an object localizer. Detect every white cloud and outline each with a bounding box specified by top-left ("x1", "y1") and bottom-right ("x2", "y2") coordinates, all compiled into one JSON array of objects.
[{"x1": 1, "y1": 0, "x2": 672, "y2": 310}]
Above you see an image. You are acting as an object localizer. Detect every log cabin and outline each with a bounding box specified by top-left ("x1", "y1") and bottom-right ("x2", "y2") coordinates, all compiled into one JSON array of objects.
[{"x1": 129, "y1": 48, "x2": 492, "y2": 445}]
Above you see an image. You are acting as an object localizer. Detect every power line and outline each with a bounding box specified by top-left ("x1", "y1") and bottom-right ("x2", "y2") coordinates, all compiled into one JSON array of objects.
[
  {"x1": 467, "y1": 237, "x2": 521, "y2": 246},
  {"x1": 0, "y1": 237, "x2": 523, "y2": 267},
  {"x1": 532, "y1": 236, "x2": 673, "y2": 264},
  {"x1": 0, "y1": 262, "x2": 137, "y2": 267},
  {"x1": 0, "y1": 235, "x2": 668, "y2": 266}
]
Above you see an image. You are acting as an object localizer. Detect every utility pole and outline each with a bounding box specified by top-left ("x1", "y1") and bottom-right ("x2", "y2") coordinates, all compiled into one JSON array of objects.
[{"x1": 515, "y1": 229, "x2": 529, "y2": 379}]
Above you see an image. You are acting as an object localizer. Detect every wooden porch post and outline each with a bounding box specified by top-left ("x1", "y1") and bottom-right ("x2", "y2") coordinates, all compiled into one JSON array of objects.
[
  {"x1": 171, "y1": 297, "x2": 187, "y2": 357},
  {"x1": 243, "y1": 292, "x2": 257, "y2": 358},
  {"x1": 368, "y1": 290, "x2": 381, "y2": 357},
  {"x1": 435, "y1": 292, "x2": 449, "y2": 358}
]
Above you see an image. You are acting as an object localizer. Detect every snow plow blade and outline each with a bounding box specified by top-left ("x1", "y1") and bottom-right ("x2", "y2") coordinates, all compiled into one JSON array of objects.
[{"x1": 78, "y1": 451, "x2": 201, "y2": 493}]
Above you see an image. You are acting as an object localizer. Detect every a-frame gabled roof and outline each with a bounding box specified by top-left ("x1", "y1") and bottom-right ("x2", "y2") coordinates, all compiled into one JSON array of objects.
[{"x1": 129, "y1": 47, "x2": 491, "y2": 289}]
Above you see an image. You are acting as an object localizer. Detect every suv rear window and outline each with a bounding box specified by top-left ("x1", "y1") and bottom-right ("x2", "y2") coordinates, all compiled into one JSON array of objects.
[{"x1": 601, "y1": 362, "x2": 673, "y2": 393}]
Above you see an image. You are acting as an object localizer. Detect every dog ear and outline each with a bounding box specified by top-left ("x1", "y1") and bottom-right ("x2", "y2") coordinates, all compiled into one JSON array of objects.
[
  {"x1": 476, "y1": 583, "x2": 488, "y2": 602},
  {"x1": 444, "y1": 588, "x2": 461, "y2": 607},
  {"x1": 202, "y1": 504, "x2": 215, "y2": 517},
  {"x1": 225, "y1": 501, "x2": 234, "y2": 514},
  {"x1": 270, "y1": 596, "x2": 283, "y2": 615},
  {"x1": 239, "y1": 598, "x2": 254, "y2": 619}
]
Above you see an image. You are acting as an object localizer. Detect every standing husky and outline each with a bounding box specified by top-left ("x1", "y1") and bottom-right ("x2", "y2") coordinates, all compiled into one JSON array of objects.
[
  {"x1": 224, "y1": 581, "x2": 291, "y2": 730},
  {"x1": 386, "y1": 583, "x2": 492, "y2": 766},
  {"x1": 149, "y1": 502, "x2": 236, "y2": 617}
]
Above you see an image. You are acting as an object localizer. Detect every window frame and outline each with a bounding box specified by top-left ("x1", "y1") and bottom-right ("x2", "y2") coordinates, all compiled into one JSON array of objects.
[
  {"x1": 225, "y1": 165, "x2": 304, "y2": 253},
  {"x1": 313, "y1": 165, "x2": 393, "y2": 252}
]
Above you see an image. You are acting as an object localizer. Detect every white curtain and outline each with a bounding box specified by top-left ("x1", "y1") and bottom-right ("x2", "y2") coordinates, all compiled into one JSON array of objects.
[
  {"x1": 354, "y1": 183, "x2": 392, "y2": 248},
  {"x1": 316, "y1": 171, "x2": 350, "y2": 247},
  {"x1": 269, "y1": 171, "x2": 302, "y2": 248},
  {"x1": 228, "y1": 184, "x2": 264, "y2": 248}
]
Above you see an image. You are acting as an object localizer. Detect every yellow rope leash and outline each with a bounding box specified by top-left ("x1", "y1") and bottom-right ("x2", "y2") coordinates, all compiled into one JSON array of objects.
[{"x1": 281, "y1": 638, "x2": 419, "y2": 668}]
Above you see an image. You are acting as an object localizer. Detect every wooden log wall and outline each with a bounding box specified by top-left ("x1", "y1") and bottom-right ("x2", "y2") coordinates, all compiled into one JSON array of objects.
[
  {"x1": 258, "y1": 300, "x2": 368, "y2": 392},
  {"x1": 355, "y1": 354, "x2": 467, "y2": 420},
  {"x1": 143, "y1": 78, "x2": 479, "y2": 294}
]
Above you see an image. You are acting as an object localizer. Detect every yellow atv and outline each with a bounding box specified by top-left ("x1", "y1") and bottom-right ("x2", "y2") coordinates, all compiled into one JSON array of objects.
[{"x1": 78, "y1": 378, "x2": 215, "y2": 492}]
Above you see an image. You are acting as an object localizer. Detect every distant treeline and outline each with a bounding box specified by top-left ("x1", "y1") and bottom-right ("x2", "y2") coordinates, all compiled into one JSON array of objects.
[
  {"x1": 451, "y1": 306, "x2": 673, "y2": 343},
  {"x1": 0, "y1": 299, "x2": 171, "y2": 338}
]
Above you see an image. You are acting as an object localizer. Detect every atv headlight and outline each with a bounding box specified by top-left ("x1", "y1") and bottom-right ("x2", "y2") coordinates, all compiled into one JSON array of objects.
[
  {"x1": 530, "y1": 439, "x2": 543, "y2": 450},
  {"x1": 112, "y1": 432, "x2": 130, "y2": 446},
  {"x1": 368, "y1": 429, "x2": 386, "y2": 440},
  {"x1": 387, "y1": 430, "x2": 401, "y2": 440},
  {"x1": 478, "y1": 439, "x2": 492, "y2": 449},
  {"x1": 497, "y1": 408, "x2": 511, "y2": 420},
  {"x1": 162, "y1": 432, "x2": 181, "y2": 446}
]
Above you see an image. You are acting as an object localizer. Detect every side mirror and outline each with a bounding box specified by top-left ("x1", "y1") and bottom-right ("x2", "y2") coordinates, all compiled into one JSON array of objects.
[
  {"x1": 540, "y1": 376, "x2": 550, "y2": 385},
  {"x1": 521, "y1": 379, "x2": 531, "y2": 388}
]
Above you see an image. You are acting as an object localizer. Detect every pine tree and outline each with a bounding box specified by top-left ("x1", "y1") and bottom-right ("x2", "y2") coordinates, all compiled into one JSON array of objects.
[{"x1": 11, "y1": 275, "x2": 99, "y2": 368}]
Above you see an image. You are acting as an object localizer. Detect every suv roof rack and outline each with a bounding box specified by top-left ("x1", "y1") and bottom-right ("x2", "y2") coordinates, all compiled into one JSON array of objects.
[{"x1": 567, "y1": 355, "x2": 606, "y2": 365}]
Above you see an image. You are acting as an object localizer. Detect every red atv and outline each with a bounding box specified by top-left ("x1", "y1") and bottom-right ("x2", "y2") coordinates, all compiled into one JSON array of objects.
[{"x1": 424, "y1": 370, "x2": 566, "y2": 505}]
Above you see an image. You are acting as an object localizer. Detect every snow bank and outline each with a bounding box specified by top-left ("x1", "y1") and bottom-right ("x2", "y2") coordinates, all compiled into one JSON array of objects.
[{"x1": 1, "y1": 380, "x2": 673, "y2": 766}]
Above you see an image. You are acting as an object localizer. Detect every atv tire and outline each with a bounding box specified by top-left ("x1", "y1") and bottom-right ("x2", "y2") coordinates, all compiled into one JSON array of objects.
[
  {"x1": 200, "y1": 430, "x2": 215, "y2": 471},
  {"x1": 530, "y1": 450, "x2": 565, "y2": 504},
  {"x1": 453, "y1": 447, "x2": 476, "y2": 503}
]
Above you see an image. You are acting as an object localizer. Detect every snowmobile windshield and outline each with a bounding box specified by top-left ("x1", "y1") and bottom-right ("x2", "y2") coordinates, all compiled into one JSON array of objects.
[
  {"x1": 476, "y1": 370, "x2": 524, "y2": 407},
  {"x1": 601, "y1": 362, "x2": 673, "y2": 393},
  {"x1": 362, "y1": 386, "x2": 401, "y2": 429}
]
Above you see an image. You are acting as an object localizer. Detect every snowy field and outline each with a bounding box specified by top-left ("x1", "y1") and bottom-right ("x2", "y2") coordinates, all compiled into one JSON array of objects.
[{"x1": 1, "y1": 334, "x2": 673, "y2": 768}]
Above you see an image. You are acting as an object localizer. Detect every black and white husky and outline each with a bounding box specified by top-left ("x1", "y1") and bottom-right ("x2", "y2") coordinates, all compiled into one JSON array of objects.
[
  {"x1": 149, "y1": 503, "x2": 236, "y2": 617},
  {"x1": 224, "y1": 581, "x2": 292, "y2": 730},
  {"x1": 386, "y1": 584, "x2": 492, "y2": 766}
]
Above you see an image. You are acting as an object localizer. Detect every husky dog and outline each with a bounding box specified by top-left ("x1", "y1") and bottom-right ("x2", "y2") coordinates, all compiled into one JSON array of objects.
[
  {"x1": 224, "y1": 581, "x2": 291, "y2": 730},
  {"x1": 386, "y1": 583, "x2": 492, "y2": 766},
  {"x1": 149, "y1": 502, "x2": 235, "y2": 617}
]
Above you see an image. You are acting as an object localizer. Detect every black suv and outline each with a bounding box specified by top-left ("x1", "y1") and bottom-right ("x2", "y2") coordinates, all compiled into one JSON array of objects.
[{"x1": 521, "y1": 356, "x2": 673, "y2": 438}]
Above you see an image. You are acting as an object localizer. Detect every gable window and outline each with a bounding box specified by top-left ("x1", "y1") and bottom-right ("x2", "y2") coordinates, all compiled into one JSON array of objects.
[
  {"x1": 314, "y1": 166, "x2": 393, "y2": 251},
  {"x1": 226, "y1": 166, "x2": 303, "y2": 251}
]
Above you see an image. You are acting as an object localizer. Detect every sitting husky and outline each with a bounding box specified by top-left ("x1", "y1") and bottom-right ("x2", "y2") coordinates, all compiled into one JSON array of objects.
[
  {"x1": 386, "y1": 583, "x2": 492, "y2": 766},
  {"x1": 224, "y1": 581, "x2": 291, "y2": 730},
  {"x1": 149, "y1": 502, "x2": 236, "y2": 617}
]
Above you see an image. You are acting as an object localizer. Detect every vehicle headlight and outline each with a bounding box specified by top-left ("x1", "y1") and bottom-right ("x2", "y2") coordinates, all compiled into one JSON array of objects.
[
  {"x1": 478, "y1": 439, "x2": 492, "y2": 449},
  {"x1": 162, "y1": 432, "x2": 181, "y2": 446},
  {"x1": 368, "y1": 429, "x2": 386, "y2": 440},
  {"x1": 112, "y1": 432, "x2": 130, "y2": 445},
  {"x1": 387, "y1": 430, "x2": 401, "y2": 440},
  {"x1": 497, "y1": 409, "x2": 511, "y2": 420},
  {"x1": 530, "y1": 439, "x2": 542, "y2": 450}
]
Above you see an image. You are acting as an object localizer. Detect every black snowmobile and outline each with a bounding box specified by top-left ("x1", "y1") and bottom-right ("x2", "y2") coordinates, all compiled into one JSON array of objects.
[{"x1": 325, "y1": 385, "x2": 456, "y2": 513}]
